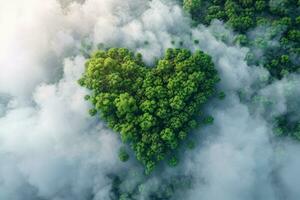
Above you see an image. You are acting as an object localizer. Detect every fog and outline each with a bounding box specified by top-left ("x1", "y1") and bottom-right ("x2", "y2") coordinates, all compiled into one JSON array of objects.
[{"x1": 0, "y1": 0, "x2": 299, "y2": 199}]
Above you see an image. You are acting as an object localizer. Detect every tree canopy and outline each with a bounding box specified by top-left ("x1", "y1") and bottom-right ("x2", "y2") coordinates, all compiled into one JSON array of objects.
[
  {"x1": 79, "y1": 48, "x2": 220, "y2": 174},
  {"x1": 182, "y1": 0, "x2": 300, "y2": 142},
  {"x1": 183, "y1": 0, "x2": 300, "y2": 79}
]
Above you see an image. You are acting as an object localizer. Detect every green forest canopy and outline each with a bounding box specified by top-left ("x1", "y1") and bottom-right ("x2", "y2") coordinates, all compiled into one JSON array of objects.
[
  {"x1": 78, "y1": 48, "x2": 220, "y2": 173},
  {"x1": 183, "y1": 0, "x2": 300, "y2": 79},
  {"x1": 183, "y1": 0, "x2": 300, "y2": 141}
]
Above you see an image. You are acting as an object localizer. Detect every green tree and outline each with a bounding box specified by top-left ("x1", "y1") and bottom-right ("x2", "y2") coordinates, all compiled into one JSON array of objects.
[
  {"x1": 79, "y1": 48, "x2": 219, "y2": 174},
  {"x1": 119, "y1": 148, "x2": 130, "y2": 162}
]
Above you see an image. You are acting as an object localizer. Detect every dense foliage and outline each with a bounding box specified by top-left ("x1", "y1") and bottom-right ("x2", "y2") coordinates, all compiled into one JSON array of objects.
[
  {"x1": 274, "y1": 115, "x2": 300, "y2": 140},
  {"x1": 182, "y1": 0, "x2": 300, "y2": 141},
  {"x1": 109, "y1": 174, "x2": 192, "y2": 200},
  {"x1": 183, "y1": 0, "x2": 300, "y2": 79},
  {"x1": 78, "y1": 48, "x2": 219, "y2": 173}
]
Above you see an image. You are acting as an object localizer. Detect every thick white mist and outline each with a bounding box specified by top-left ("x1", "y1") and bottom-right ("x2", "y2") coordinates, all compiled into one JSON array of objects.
[{"x1": 0, "y1": 0, "x2": 300, "y2": 200}]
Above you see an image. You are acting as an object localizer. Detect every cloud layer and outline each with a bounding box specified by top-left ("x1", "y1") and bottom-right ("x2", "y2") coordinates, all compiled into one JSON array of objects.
[{"x1": 0, "y1": 0, "x2": 300, "y2": 199}]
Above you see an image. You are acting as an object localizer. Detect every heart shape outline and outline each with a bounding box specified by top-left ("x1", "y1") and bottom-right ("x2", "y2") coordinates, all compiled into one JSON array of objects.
[{"x1": 79, "y1": 48, "x2": 220, "y2": 173}]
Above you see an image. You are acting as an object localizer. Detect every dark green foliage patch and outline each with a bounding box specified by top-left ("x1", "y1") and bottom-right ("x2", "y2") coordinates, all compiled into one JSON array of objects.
[
  {"x1": 182, "y1": 0, "x2": 300, "y2": 142},
  {"x1": 79, "y1": 48, "x2": 219, "y2": 173},
  {"x1": 274, "y1": 115, "x2": 300, "y2": 140},
  {"x1": 183, "y1": 0, "x2": 300, "y2": 79}
]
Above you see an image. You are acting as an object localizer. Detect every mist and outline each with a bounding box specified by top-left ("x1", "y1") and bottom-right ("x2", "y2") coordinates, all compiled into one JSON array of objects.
[{"x1": 0, "y1": 0, "x2": 300, "y2": 199}]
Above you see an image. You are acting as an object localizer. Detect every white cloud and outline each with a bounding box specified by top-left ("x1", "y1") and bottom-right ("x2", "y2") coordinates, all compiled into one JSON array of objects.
[{"x1": 0, "y1": 0, "x2": 300, "y2": 199}]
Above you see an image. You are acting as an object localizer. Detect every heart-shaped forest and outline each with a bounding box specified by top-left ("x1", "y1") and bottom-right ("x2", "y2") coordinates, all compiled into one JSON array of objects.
[{"x1": 78, "y1": 48, "x2": 221, "y2": 174}]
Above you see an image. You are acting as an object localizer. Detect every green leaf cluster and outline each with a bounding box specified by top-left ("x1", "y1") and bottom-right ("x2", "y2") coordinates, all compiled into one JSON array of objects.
[
  {"x1": 118, "y1": 147, "x2": 130, "y2": 162},
  {"x1": 79, "y1": 48, "x2": 219, "y2": 174},
  {"x1": 181, "y1": 0, "x2": 300, "y2": 141},
  {"x1": 110, "y1": 174, "x2": 192, "y2": 200},
  {"x1": 183, "y1": 0, "x2": 300, "y2": 79},
  {"x1": 274, "y1": 116, "x2": 300, "y2": 141}
]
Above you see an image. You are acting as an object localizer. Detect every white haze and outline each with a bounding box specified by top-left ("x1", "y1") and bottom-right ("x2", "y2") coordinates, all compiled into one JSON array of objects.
[{"x1": 0, "y1": 0, "x2": 300, "y2": 200}]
